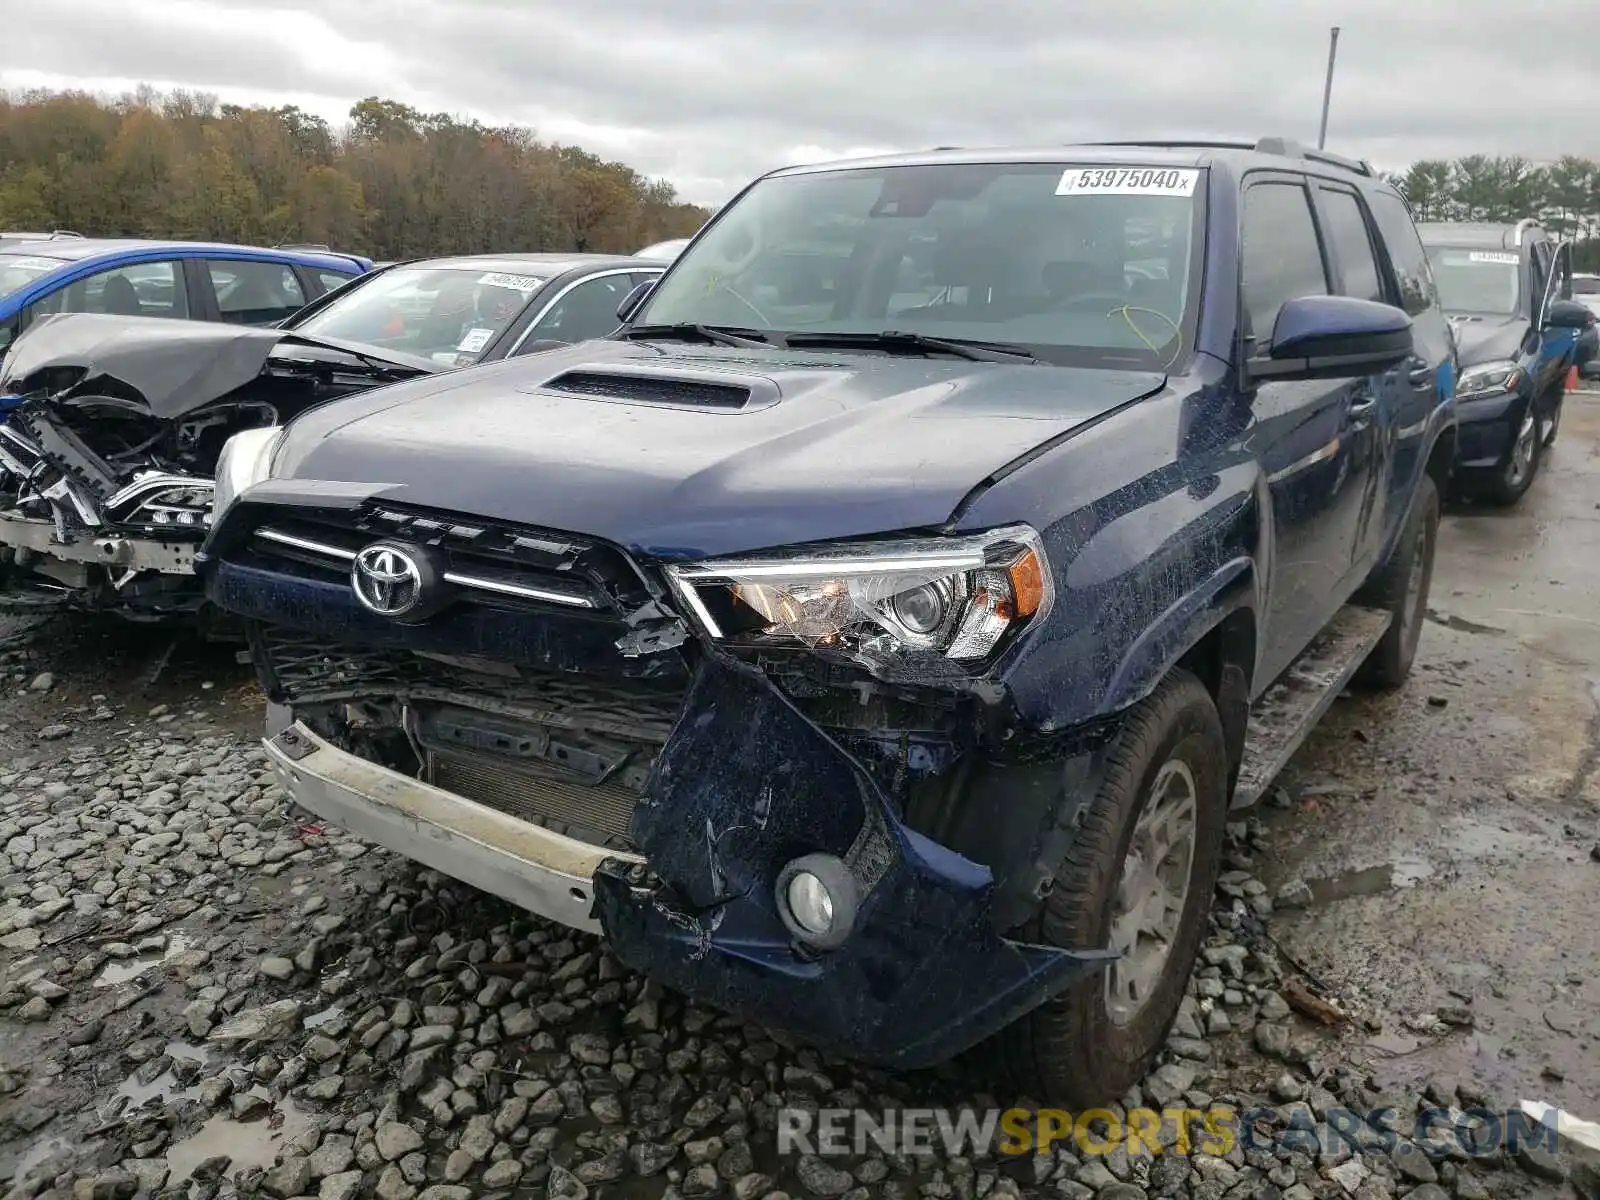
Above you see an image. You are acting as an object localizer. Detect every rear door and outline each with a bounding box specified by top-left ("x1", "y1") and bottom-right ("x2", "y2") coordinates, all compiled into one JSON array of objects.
[
  {"x1": 197, "y1": 258, "x2": 309, "y2": 326},
  {"x1": 1240, "y1": 174, "x2": 1377, "y2": 685}
]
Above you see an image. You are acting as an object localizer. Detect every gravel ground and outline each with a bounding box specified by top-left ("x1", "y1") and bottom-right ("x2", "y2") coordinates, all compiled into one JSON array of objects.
[{"x1": 4, "y1": 400, "x2": 1600, "y2": 1199}]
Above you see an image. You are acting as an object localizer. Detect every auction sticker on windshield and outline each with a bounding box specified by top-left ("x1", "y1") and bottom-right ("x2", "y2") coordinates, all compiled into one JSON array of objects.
[
  {"x1": 456, "y1": 327, "x2": 496, "y2": 353},
  {"x1": 477, "y1": 272, "x2": 544, "y2": 292},
  {"x1": 1056, "y1": 167, "x2": 1200, "y2": 197},
  {"x1": 1467, "y1": 252, "x2": 1519, "y2": 264}
]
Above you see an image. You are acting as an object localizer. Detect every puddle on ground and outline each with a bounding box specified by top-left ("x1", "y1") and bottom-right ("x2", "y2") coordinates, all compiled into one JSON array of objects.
[
  {"x1": 164, "y1": 1093, "x2": 311, "y2": 1184},
  {"x1": 93, "y1": 933, "x2": 195, "y2": 988},
  {"x1": 6, "y1": 1135, "x2": 70, "y2": 1185},
  {"x1": 116, "y1": 1041, "x2": 212, "y2": 1106},
  {"x1": 1308, "y1": 855, "x2": 1435, "y2": 904}
]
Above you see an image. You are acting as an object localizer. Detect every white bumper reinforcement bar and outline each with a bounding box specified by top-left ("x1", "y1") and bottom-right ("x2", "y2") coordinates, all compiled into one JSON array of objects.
[{"x1": 263, "y1": 721, "x2": 642, "y2": 934}]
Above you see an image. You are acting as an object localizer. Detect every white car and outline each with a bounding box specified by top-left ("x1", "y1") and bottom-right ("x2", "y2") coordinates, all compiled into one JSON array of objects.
[
  {"x1": 1574, "y1": 273, "x2": 1600, "y2": 319},
  {"x1": 634, "y1": 238, "x2": 689, "y2": 262}
]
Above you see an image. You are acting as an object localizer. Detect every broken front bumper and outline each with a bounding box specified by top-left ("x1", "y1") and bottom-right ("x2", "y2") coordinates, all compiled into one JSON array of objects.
[{"x1": 262, "y1": 656, "x2": 1113, "y2": 1069}]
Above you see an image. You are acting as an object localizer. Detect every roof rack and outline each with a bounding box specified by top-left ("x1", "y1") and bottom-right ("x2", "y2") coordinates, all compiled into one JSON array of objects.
[
  {"x1": 1079, "y1": 136, "x2": 1375, "y2": 177},
  {"x1": 275, "y1": 242, "x2": 331, "y2": 251}
]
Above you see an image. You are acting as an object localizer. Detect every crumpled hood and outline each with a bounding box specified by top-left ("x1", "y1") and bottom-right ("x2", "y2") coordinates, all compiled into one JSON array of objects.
[
  {"x1": 0, "y1": 312, "x2": 440, "y2": 418},
  {"x1": 272, "y1": 339, "x2": 1166, "y2": 558},
  {"x1": 1447, "y1": 314, "x2": 1529, "y2": 368}
]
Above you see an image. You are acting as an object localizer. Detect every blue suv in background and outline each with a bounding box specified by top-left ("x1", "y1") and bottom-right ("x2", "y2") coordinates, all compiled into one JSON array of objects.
[
  {"x1": 0, "y1": 238, "x2": 371, "y2": 358},
  {"x1": 1420, "y1": 219, "x2": 1593, "y2": 504}
]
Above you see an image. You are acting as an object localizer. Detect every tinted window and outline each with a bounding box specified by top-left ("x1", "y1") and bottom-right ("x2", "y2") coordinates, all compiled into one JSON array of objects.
[
  {"x1": 1319, "y1": 189, "x2": 1384, "y2": 304},
  {"x1": 207, "y1": 260, "x2": 306, "y2": 325},
  {"x1": 1240, "y1": 181, "x2": 1328, "y2": 339},
  {"x1": 638, "y1": 162, "x2": 1205, "y2": 369},
  {"x1": 526, "y1": 274, "x2": 634, "y2": 345},
  {"x1": 1368, "y1": 192, "x2": 1437, "y2": 317},
  {"x1": 30, "y1": 260, "x2": 189, "y2": 319}
]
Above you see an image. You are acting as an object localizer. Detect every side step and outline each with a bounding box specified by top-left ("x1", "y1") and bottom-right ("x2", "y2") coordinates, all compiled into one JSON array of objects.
[{"x1": 1230, "y1": 605, "x2": 1391, "y2": 810}]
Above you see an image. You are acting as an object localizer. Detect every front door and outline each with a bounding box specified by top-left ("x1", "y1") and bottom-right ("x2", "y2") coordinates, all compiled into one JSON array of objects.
[{"x1": 1239, "y1": 176, "x2": 1375, "y2": 687}]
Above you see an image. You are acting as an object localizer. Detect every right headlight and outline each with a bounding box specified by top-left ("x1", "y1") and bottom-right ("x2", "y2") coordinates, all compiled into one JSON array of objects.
[
  {"x1": 211, "y1": 426, "x2": 285, "y2": 523},
  {"x1": 663, "y1": 524, "x2": 1052, "y2": 675},
  {"x1": 1455, "y1": 359, "x2": 1526, "y2": 401}
]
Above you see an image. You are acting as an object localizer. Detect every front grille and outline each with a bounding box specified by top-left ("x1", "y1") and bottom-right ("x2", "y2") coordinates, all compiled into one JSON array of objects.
[{"x1": 239, "y1": 502, "x2": 657, "y2": 616}]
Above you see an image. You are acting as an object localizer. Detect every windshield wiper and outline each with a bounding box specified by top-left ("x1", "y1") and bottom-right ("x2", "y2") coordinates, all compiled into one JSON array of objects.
[
  {"x1": 782, "y1": 330, "x2": 1037, "y2": 363},
  {"x1": 622, "y1": 323, "x2": 775, "y2": 349}
]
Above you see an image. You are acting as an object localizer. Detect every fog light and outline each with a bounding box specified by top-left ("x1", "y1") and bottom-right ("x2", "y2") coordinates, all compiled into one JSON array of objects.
[
  {"x1": 775, "y1": 853, "x2": 859, "y2": 950},
  {"x1": 786, "y1": 872, "x2": 834, "y2": 934}
]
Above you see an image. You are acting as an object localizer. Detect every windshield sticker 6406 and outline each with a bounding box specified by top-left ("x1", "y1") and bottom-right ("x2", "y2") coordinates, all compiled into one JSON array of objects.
[{"x1": 1057, "y1": 168, "x2": 1200, "y2": 197}]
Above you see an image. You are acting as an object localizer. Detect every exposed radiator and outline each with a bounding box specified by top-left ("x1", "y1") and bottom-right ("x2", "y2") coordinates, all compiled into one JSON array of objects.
[{"x1": 427, "y1": 749, "x2": 640, "y2": 851}]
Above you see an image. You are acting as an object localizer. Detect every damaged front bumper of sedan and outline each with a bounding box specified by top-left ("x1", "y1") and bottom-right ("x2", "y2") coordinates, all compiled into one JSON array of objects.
[
  {"x1": 0, "y1": 313, "x2": 436, "y2": 618},
  {"x1": 209, "y1": 505, "x2": 1115, "y2": 1068}
]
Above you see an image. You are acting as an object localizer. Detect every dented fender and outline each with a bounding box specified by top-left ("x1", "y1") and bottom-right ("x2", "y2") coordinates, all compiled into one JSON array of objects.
[{"x1": 592, "y1": 656, "x2": 1114, "y2": 1068}]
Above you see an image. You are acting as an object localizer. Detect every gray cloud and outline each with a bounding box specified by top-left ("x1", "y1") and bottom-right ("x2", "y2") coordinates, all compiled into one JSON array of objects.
[{"x1": 8, "y1": 0, "x2": 1600, "y2": 205}]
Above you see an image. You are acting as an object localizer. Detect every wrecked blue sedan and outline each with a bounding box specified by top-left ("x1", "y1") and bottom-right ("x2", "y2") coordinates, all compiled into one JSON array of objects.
[{"x1": 199, "y1": 139, "x2": 1455, "y2": 1103}]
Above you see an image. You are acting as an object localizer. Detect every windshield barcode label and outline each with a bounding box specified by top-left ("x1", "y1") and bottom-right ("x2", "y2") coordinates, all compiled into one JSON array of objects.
[
  {"x1": 1467, "y1": 252, "x2": 1518, "y2": 264},
  {"x1": 1056, "y1": 168, "x2": 1200, "y2": 197}
]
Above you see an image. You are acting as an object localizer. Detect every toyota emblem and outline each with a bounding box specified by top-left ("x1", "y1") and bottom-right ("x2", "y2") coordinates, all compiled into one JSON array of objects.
[{"x1": 352, "y1": 543, "x2": 427, "y2": 617}]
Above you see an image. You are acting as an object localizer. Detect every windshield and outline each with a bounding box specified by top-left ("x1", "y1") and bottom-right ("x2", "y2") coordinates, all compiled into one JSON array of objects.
[
  {"x1": 0, "y1": 253, "x2": 67, "y2": 301},
  {"x1": 1425, "y1": 247, "x2": 1520, "y2": 316},
  {"x1": 636, "y1": 162, "x2": 1204, "y2": 368},
  {"x1": 291, "y1": 266, "x2": 547, "y2": 364}
]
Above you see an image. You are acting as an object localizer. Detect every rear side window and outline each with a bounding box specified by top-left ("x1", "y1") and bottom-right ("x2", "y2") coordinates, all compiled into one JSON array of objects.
[
  {"x1": 1240, "y1": 181, "x2": 1329, "y2": 339},
  {"x1": 317, "y1": 270, "x2": 356, "y2": 294},
  {"x1": 1367, "y1": 191, "x2": 1438, "y2": 317},
  {"x1": 1318, "y1": 188, "x2": 1385, "y2": 304},
  {"x1": 206, "y1": 260, "x2": 307, "y2": 325}
]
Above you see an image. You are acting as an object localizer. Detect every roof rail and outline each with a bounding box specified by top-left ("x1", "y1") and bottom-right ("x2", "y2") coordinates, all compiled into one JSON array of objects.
[
  {"x1": 275, "y1": 242, "x2": 331, "y2": 251},
  {"x1": 49, "y1": 230, "x2": 83, "y2": 239},
  {"x1": 1078, "y1": 137, "x2": 1374, "y2": 177},
  {"x1": 1509, "y1": 217, "x2": 1542, "y2": 247}
]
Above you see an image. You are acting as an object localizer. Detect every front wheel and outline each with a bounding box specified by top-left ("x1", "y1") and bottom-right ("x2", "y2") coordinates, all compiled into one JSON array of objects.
[
  {"x1": 1354, "y1": 474, "x2": 1438, "y2": 689},
  {"x1": 1472, "y1": 405, "x2": 1541, "y2": 506},
  {"x1": 989, "y1": 669, "x2": 1227, "y2": 1106}
]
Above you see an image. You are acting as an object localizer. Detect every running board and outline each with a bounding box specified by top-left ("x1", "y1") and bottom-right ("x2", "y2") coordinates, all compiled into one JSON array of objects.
[{"x1": 1231, "y1": 604, "x2": 1391, "y2": 810}]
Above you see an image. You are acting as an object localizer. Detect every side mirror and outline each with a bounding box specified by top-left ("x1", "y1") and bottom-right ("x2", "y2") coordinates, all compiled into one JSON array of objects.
[
  {"x1": 1544, "y1": 299, "x2": 1592, "y2": 330},
  {"x1": 617, "y1": 280, "x2": 655, "y2": 324},
  {"x1": 1246, "y1": 295, "x2": 1413, "y2": 383}
]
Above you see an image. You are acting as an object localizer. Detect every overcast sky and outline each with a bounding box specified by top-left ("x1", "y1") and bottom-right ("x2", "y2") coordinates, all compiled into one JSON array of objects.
[{"x1": 8, "y1": 0, "x2": 1600, "y2": 207}]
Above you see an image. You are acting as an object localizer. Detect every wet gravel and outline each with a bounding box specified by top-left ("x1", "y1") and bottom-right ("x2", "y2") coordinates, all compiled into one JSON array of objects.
[{"x1": 0, "y1": 602, "x2": 1588, "y2": 1200}]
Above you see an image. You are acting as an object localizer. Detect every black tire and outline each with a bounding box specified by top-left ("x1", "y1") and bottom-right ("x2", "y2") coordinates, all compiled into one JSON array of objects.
[
  {"x1": 1468, "y1": 401, "x2": 1541, "y2": 506},
  {"x1": 1541, "y1": 383, "x2": 1564, "y2": 448},
  {"x1": 990, "y1": 669, "x2": 1227, "y2": 1106},
  {"x1": 1354, "y1": 474, "x2": 1438, "y2": 689}
]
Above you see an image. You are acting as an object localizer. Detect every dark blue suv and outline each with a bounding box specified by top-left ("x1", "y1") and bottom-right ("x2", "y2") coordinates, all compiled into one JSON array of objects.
[
  {"x1": 1420, "y1": 219, "x2": 1593, "y2": 504},
  {"x1": 202, "y1": 137, "x2": 1455, "y2": 1104},
  {"x1": 0, "y1": 238, "x2": 371, "y2": 358}
]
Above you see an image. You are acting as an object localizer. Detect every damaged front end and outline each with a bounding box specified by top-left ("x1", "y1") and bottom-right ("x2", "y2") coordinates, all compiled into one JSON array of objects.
[
  {"x1": 209, "y1": 499, "x2": 1114, "y2": 1068},
  {"x1": 0, "y1": 314, "x2": 434, "y2": 618}
]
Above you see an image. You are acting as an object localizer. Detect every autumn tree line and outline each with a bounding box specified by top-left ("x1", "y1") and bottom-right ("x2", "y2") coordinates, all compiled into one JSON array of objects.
[
  {"x1": 6, "y1": 89, "x2": 1600, "y2": 272},
  {"x1": 1390, "y1": 155, "x2": 1600, "y2": 271},
  {"x1": 0, "y1": 89, "x2": 710, "y2": 259}
]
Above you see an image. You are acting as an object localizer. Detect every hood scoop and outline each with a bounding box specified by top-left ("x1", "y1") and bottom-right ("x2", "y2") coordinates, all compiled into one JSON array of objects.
[{"x1": 536, "y1": 365, "x2": 778, "y2": 412}]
